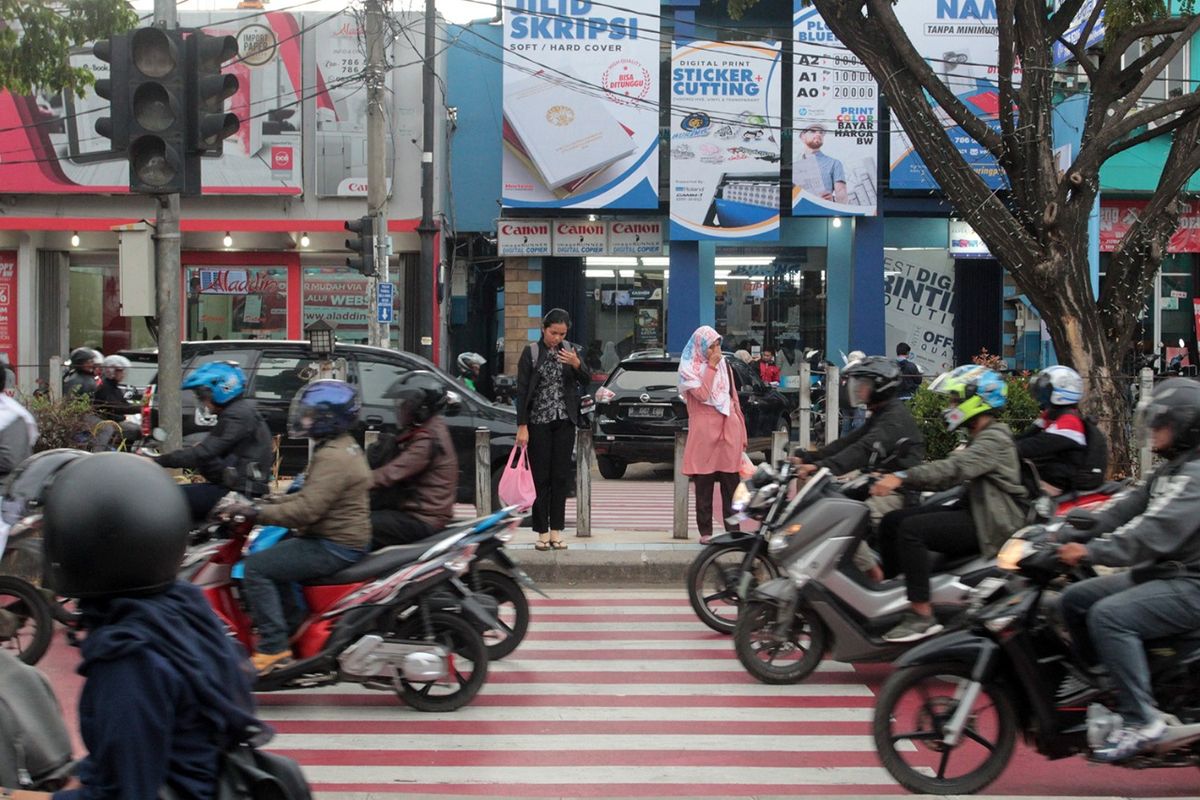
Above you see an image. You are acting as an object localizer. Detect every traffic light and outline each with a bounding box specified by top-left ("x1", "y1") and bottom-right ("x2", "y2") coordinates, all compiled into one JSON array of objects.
[
  {"x1": 93, "y1": 34, "x2": 131, "y2": 153},
  {"x1": 186, "y1": 31, "x2": 240, "y2": 158},
  {"x1": 345, "y1": 216, "x2": 375, "y2": 276},
  {"x1": 128, "y1": 27, "x2": 189, "y2": 194}
]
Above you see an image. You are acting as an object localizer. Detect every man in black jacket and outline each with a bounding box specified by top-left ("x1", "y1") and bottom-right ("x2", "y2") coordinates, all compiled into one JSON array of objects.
[
  {"x1": 92, "y1": 355, "x2": 142, "y2": 449},
  {"x1": 154, "y1": 362, "x2": 274, "y2": 522},
  {"x1": 896, "y1": 342, "x2": 922, "y2": 399},
  {"x1": 794, "y1": 356, "x2": 924, "y2": 579}
]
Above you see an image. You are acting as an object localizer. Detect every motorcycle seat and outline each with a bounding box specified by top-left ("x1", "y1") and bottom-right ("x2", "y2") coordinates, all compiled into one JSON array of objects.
[{"x1": 306, "y1": 542, "x2": 433, "y2": 586}]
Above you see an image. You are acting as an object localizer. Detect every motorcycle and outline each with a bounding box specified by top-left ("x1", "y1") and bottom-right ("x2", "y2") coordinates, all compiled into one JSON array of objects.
[
  {"x1": 685, "y1": 464, "x2": 785, "y2": 634},
  {"x1": 871, "y1": 523, "x2": 1200, "y2": 795},
  {"x1": 0, "y1": 520, "x2": 54, "y2": 665},
  {"x1": 731, "y1": 463, "x2": 999, "y2": 684},
  {"x1": 184, "y1": 496, "x2": 513, "y2": 712}
]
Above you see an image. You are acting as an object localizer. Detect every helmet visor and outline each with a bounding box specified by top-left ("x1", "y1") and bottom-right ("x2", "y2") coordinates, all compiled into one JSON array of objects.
[
  {"x1": 287, "y1": 391, "x2": 318, "y2": 439},
  {"x1": 846, "y1": 376, "x2": 874, "y2": 407}
]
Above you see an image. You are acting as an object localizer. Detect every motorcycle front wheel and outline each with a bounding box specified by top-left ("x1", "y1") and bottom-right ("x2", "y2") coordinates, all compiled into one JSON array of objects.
[
  {"x1": 873, "y1": 661, "x2": 1017, "y2": 795},
  {"x1": 0, "y1": 576, "x2": 54, "y2": 665},
  {"x1": 686, "y1": 544, "x2": 779, "y2": 634},
  {"x1": 393, "y1": 610, "x2": 489, "y2": 712},
  {"x1": 733, "y1": 599, "x2": 826, "y2": 684},
  {"x1": 470, "y1": 568, "x2": 530, "y2": 660}
]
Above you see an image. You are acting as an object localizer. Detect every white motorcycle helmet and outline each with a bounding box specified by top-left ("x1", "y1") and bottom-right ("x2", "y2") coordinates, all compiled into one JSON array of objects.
[
  {"x1": 1031, "y1": 365, "x2": 1084, "y2": 409},
  {"x1": 102, "y1": 354, "x2": 131, "y2": 380}
]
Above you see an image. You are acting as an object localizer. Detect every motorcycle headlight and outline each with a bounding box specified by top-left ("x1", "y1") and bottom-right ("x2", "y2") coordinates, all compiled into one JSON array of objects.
[
  {"x1": 732, "y1": 483, "x2": 752, "y2": 510},
  {"x1": 997, "y1": 538, "x2": 1034, "y2": 571},
  {"x1": 768, "y1": 533, "x2": 788, "y2": 554}
]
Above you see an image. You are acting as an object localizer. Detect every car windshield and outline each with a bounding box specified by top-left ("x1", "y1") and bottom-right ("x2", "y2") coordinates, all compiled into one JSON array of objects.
[{"x1": 608, "y1": 367, "x2": 678, "y2": 392}]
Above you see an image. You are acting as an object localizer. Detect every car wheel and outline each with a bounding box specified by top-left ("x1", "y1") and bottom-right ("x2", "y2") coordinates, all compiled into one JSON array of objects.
[{"x1": 596, "y1": 455, "x2": 627, "y2": 479}]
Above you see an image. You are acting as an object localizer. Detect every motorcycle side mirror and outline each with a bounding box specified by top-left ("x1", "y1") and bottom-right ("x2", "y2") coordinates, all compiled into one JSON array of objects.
[
  {"x1": 444, "y1": 390, "x2": 463, "y2": 417},
  {"x1": 151, "y1": 427, "x2": 168, "y2": 443},
  {"x1": 868, "y1": 440, "x2": 887, "y2": 467},
  {"x1": 1064, "y1": 508, "x2": 1097, "y2": 531}
]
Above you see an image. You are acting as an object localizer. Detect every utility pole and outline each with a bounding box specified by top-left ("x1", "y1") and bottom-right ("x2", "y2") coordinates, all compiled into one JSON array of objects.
[
  {"x1": 416, "y1": 0, "x2": 437, "y2": 362},
  {"x1": 154, "y1": 0, "x2": 182, "y2": 451},
  {"x1": 365, "y1": 0, "x2": 391, "y2": 348}
]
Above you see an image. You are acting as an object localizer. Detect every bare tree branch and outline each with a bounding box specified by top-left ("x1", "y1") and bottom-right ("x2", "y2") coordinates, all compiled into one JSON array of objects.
[
  {"x1": 1107, "y1": 15, "x2": 1200, "y2": 122},
  {"x1": 1055, "y1": 35, "x2": 1099, "y2": 83},
  {"x1": 1103, "y1": 106, "x2": 1200, "y2": 158},
  {"x1": 1047, "y1": 0, "x2": 1090, "y2": 40}
]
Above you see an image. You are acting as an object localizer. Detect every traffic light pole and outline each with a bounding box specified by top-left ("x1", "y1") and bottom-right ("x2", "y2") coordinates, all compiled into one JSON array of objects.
[
  {"x1": 155, "y1": 0, "x2": 183, "y2": 451},
  {"x1": 365, "y1": 0, "x2": 390, "y2": 349}
]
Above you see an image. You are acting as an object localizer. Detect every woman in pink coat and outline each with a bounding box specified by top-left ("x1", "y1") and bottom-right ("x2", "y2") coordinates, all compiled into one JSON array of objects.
[{"x1": 678, "y1": 326, "x2": 748, "y2": 544}]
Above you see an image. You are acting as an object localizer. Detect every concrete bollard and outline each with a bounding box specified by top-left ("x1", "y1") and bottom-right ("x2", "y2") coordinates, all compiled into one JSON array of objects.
[
  {"x1": 475, "y1": 427, "x2": 492, "y2": 517},
  {"x1": 825, "y1": 364, "x2": 840, "y2": 446},
  {"x1": 673, "y1": 431, "x2": 689, "y2": 540},
  {"x1": 798, "y1": 362, "x2": 811, "y2": 451},
  {"x1": 49, "y1": 356, "x2": 62, "y2": 402},
  {"x1": 575, "y1": 428, "x2": 592, "y2": 538}
]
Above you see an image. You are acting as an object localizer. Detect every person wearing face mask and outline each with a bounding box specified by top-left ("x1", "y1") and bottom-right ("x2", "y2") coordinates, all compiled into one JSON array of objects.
[{"x1": 515, "y1": 308, "x2": 590, "y2": 551}]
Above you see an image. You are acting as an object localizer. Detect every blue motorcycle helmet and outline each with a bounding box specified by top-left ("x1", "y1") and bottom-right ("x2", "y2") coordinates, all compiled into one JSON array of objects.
[
  {"x1": 288, "y1": 379, "x2": 361, "y2": 440},
  {"x1": 181, "y1": 361, "x2": 246, "y2": 406}
]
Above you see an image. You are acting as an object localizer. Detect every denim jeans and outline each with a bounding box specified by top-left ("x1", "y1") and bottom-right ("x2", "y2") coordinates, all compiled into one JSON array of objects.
[
  {"x1": 240, "y1": 536, "x2": 364, "y2": 654},
  {"x1": 1061, "y1": 572, "x2": 1200, "y2": 725}
]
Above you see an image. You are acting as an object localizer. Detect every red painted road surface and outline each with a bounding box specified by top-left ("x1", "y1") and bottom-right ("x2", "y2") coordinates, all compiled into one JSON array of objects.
[{"x1": 37, "y1": 589, "x2": 1199, "y2": 797}]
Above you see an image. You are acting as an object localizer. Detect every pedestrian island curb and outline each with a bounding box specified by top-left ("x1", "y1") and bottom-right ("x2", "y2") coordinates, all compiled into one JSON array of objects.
[{"x1": 501, "y1": 533, "x2": 703, "y2": 584}]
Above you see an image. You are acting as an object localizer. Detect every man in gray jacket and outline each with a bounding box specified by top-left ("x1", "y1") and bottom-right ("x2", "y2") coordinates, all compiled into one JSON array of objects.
[
  {"x1": 1058, "y1": 378, "x2": 1200, "y2": 762},
  {"x1": 871, "y1": 365, "x2": 1027, "y2": 642}
]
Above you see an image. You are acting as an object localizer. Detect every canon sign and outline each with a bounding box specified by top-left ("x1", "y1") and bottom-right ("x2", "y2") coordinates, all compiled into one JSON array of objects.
[
  {"x1": 497, "y1": 220, "x2": 553, "y2": 255},
  {"x1": 500, "y1": 224, "x2": 550, "y2": 236}
]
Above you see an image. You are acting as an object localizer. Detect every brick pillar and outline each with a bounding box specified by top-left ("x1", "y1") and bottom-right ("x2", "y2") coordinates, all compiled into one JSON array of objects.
[{"x1": 503, "y1": 257, "x2": 544, "y2": 373}]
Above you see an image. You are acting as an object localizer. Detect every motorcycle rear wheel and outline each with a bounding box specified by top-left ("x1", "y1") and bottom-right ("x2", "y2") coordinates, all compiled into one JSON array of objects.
[
  {"x1": 733, "y1": 599, "x2": 826, "y2": 684},
  {"x1": 0, "y1": 576, "x2": 54, "y2": 665},
  {"x1": 873, "y1": 661, "x2": 1017, "y2": 795},
  {"x1": 393, "y1": 610, "x2": 489, "y2": 712},
  {"x1": 687, "y1": 544, "x2": 779, "y2": 635},
  {"x1": 470, "y1": 568, "x2": 529, "y2": 660}
]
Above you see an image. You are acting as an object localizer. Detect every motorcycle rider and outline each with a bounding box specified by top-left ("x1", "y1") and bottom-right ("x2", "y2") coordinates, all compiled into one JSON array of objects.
[
  {"x1": 1058, "y1": 377, "x2": 1200, "y2": 762},
  {"x1": 872, "y1": 364, "x2": 1027, "y2": 642},
  {"x1": 62, "y1": 347, "x2": 101, "y2": 399},
  {"x1": 153, "y1": 362, "x2": 274, "y2": 522},
  {"x1": 1017, "y1": 365, "x2": 1105, "y2": 495},
  {"x1": 33, "y1": 452, "x2": 268, "y2": 800},
  {"x1": 457, "y1": 351, "x2": 493, "y2": 399},
  {"x1": 229, "y1": 380, "x2": 372, "y2": 675},
  {"x1": 793, "y1": 356, "x2": 925, "y2": 580},
  {"x1": 367, "y1": 371, "x2": 458, "y2": 549},
  {"x1": 92, "y1": 354, "x2": 143, "y2": 447}
]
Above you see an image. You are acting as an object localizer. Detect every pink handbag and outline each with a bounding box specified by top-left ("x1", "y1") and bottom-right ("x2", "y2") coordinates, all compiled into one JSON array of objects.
[{"x1": 497, "y1": 445, "x2": 537, "y2": 509}]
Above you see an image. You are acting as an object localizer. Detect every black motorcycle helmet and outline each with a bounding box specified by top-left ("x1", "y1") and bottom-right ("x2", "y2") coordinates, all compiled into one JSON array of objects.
[
  {"x1": 69, "y1": 347, "x2": 100, "y2": 369},
  {"x1": 384, "y1": 370, "x2": 449, "y2": 430},
  {"x1": 1142, "y1": 378, "x2": 1200, "y2": 458},
  {"x1": 1, "y1": 449, "x2": 91, "y2": 528},
  {"x1": 43, "y1": 453, "x2": 190, "y2": 598},
  {"x1": 844, "y1": 356, "x2": 902, "y2": 406}
]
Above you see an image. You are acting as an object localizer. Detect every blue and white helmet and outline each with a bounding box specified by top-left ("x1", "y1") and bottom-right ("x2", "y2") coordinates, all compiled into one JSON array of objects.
[
  {"x1": 181, "y1": 361, "x2": 246, "y2": 405},
  {"x1": 1031, "y1": 365, "x2": 1083, "y2": 408}
]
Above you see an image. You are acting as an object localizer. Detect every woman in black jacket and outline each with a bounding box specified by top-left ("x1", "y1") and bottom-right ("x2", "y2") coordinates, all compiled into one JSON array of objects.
[{"x1": 515, "y1": 308, "x2": 590, "y2": 551}]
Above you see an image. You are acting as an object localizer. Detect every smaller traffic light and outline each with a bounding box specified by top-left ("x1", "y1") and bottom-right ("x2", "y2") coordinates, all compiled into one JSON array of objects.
[
  {"x1": 93, "y1": 34, "x2": 131, "y2": 152},
  {"x1": 345, "y1": 216, "x2": 375, "y2": 276},
  {"x1": 186, "y1": 31, "x2": 240, "y2": 158}
]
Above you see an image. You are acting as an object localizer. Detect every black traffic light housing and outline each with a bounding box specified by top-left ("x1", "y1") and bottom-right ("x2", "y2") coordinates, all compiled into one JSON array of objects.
[
  {"x1": 127, "y1": 27, "x2": 189, "y2": 194},
  {"x1": 186, "y1": 31, "x2": 240, "y2": 158},
  {"x1": 345, "y1": 217, "x2": 375, "y2": 276},
  {"x1": 93, "y1": 34, "x2": 131, "y2": 153}
]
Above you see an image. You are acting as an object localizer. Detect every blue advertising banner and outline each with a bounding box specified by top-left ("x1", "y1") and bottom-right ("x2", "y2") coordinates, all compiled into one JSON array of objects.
[{"x1": 501, "y1": 0, "x2": 659, "y2": 209}]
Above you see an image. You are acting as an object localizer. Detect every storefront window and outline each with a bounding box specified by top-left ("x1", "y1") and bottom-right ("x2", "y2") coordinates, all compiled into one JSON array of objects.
[
  {"x1": 186, "y1": 266, "x2": 288, "y2": 340},
  {"x1": 584, "y1": 258, "x2": 667, "y2": 372},
  {"x1": 68, "y1": 263, "x2": 157, "y2": 354}
]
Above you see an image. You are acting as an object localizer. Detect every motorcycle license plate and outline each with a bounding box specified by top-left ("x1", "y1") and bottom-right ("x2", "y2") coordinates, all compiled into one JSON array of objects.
[{"x1": 629, "y1": 406, "x2": 665, "y2": 418}]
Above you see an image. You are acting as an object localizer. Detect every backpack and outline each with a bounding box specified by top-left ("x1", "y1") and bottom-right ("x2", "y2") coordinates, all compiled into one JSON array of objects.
[
  {"x1": 1077, "y1": 415, "x2": 1109, "y2": 491},
  {"x1": 0, "y1": 649, "x2": 73, "y2": 790}
]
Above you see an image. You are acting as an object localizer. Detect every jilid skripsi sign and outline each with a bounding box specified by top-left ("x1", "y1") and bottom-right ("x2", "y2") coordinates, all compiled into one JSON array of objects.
[{"x1": 497, "y1": 219, "x2": 665, "y2": 256}]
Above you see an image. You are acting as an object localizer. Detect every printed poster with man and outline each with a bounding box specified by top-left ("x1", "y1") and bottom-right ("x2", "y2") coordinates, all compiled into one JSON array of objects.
[
  {"x1": 501, "y1": 0, "x2": 659, "y2": 209},
  {"x1": 792, "y1": 2, "x2": 877, "y2": 216},
  {"x1": 669, "y1": 41, "x2": 782, "y2": 241}
]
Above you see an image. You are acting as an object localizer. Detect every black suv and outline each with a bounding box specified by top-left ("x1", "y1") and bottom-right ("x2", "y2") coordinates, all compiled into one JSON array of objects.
[
  {"x1": 591, "y1": 352, "x2": 791, "y2": 479},
  {"x1": 121, "y1": 340, "x2": 518, "y2": 504}
]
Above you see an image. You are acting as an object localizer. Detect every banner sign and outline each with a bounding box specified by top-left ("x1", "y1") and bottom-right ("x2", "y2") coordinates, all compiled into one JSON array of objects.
[
  {"x1": 498, "y1": 220, "x2": 553, "y2": 256},
  {"x1": 669, "y1": 41, "x2": 783, "y2": 241},
  {"x1": 888, "y1": 1, "x2": 1007, "y2": 191},
  {"x1": 1051, "y1": 0, "x2": 1106, "y2": 65},
  {"x1": 1100, "y1": 200, "x2": 1200, "y2": 253},
  {"x1": 0, "y1": 253, "x2": 16, "y2": 373},
  {"x1": 792, "y1": 2, "x2": 878, "y2": 216},
  {"x1": 553, "y1": 221, "x2": 608, "y2": 256},
  {"x1": 608, "y1": 219, "x2": 664, "y2": 254},
  {"x1": 0, "y1": 10, "x2": 305, "y2": 194},
  {"x1": 948, "y1": 219, "x2": 990, "y2": 257},
  {"x1": 501, "y1": 0, "x2": 659, "y2": 209},
  {"x1": 885, "y1": 249, "x2": 956, "y2": 374}
]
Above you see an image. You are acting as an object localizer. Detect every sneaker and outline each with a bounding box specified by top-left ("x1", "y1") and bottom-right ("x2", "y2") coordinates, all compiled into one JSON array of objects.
[
  {"x1": 251, "y1": 648, "x2": 295, "y2": 675},
  {"x1": 1091, "y1": 717, "x2": 1166, "y2": 763},
  {"x1": 883, "y1": 612, "x2": 944, "y2": 643}
]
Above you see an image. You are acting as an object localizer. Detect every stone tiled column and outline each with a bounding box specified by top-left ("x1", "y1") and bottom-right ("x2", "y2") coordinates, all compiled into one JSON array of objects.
[{"x1": 503, "y1": 257, "x2": 544, "y2": 373}]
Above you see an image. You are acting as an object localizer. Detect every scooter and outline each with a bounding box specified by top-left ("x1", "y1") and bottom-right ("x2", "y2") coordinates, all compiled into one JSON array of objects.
[
  {"x1": 731, "y1": 465, "x2": 999, "y2": 684},
  {"x1": 872, "y1": 523, "x2": 1200, "y2": 795},
  {"x1": 184, "y1": 497, "x2": 513, "y2": 712}
]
